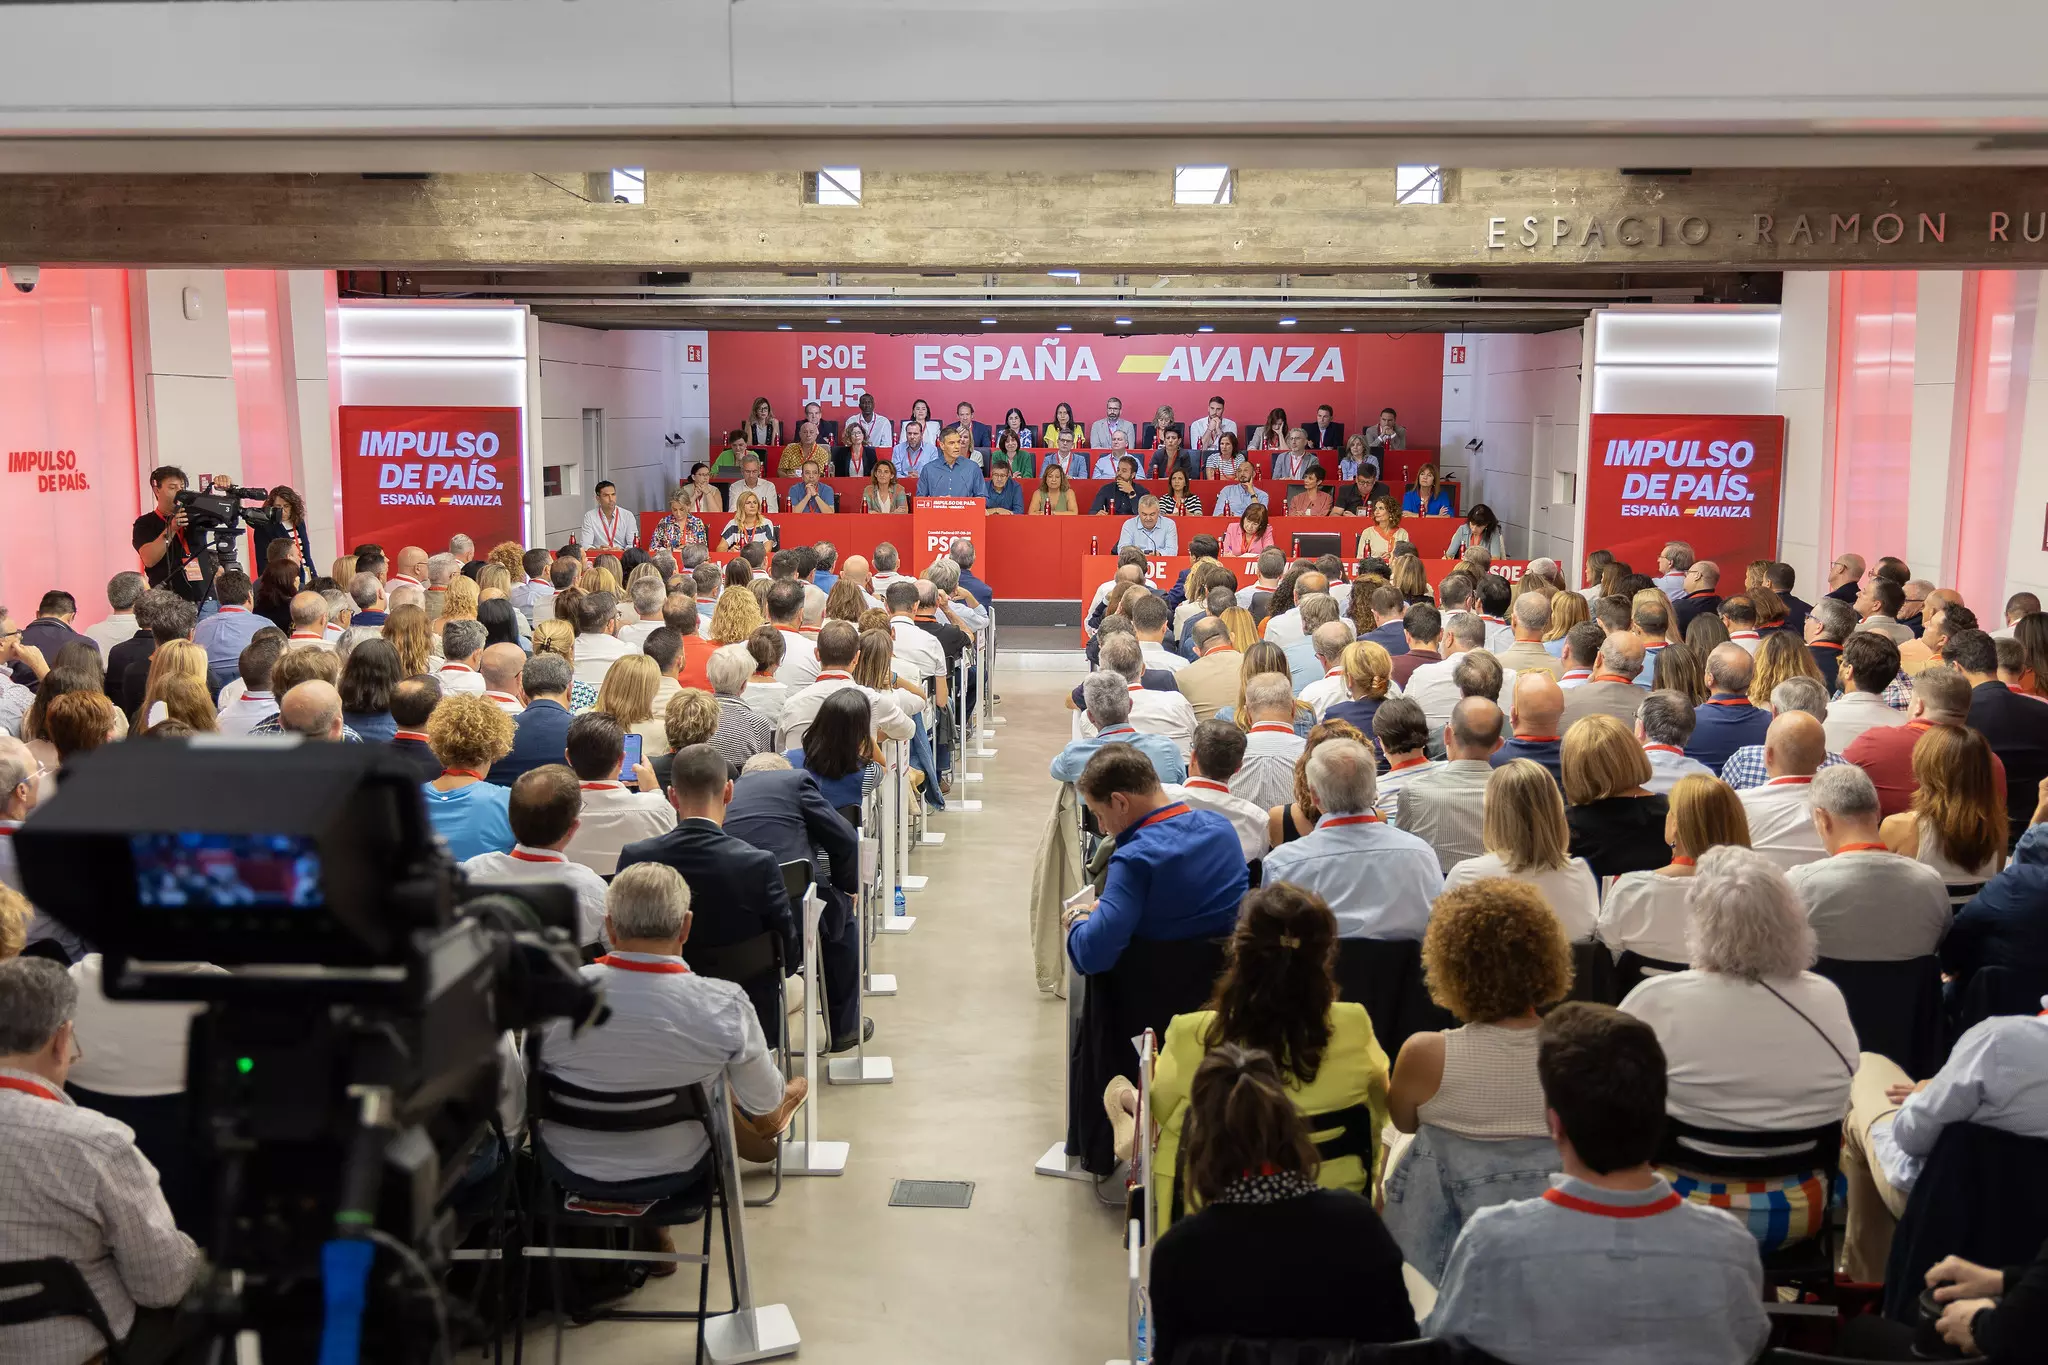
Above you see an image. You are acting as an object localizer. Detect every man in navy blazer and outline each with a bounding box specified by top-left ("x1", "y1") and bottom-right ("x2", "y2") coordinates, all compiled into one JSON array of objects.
[
  {"x1": 725, "y1": 759, "x2": 865, "y2": 1049},
  {"x1": 1685, "y1": 644, "x2": 1773, "y2": 774},
  {"x1": 617, "y1": 744, "x2": 799, "y2": 1032},
  {"x1": 1304, "y1": 406, "x2": 1344, "y2": 450},
  {"x1": 1955, "y1": 628, "x2": 2048, "y2": 847},
  {"x1": 386, "y1": 675, "x2": 444, "y2": 782},
  {"x1": 489, "y1": 655, "x2": 577, "y2": 787},
  {"x1": 943, "y1": 402, "x2": 993, "y2": 452}
]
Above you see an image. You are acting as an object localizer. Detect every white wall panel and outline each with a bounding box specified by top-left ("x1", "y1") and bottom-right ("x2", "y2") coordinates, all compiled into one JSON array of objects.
[{"x1": 1774, "y1": 273, "x2": 1835, "y2": 596}]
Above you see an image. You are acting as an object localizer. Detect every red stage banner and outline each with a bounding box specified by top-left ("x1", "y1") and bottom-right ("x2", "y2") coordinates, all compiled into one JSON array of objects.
[
  {"x1": 707, "y1": 331, "x2": 1443, "y2": 447},
  {"x1": 1581, "y1": 413, "x2": 1786, "y2": 581},
  {"x1": 910, "y1": 497, "x2": 987, "y2": 574},
  {"x1": 338, "y1": 405, "x2": 525, "y2": 552}
]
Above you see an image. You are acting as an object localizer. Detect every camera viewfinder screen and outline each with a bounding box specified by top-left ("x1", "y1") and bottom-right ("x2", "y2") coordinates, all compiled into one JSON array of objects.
[{"x1": 131, "y1": 833, "x2": 324, "y2": 908}]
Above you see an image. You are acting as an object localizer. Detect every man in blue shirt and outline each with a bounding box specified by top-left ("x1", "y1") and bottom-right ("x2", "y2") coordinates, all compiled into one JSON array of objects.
[
  {"x1": 947, "y1": 541, "x2": 994, "y2": 610},
  {"x1": 191, "y1": 568, "x2": 269, "y2": 691},
  {"x1": 984, "y1": 458, "x2": 1025, "y2": 514},
  {"x1": 1065, "y1": 740, "x2": 1245, "y2": 976},
  {"x1": 1685, "y1": 643, "x2": 1773, "y2": 773},
  {"x1": 1050, "y1": 674, "x2": 1185, "y2": 786},
  {"x1": 811, "y1": 542, "x2": 840, "y2": 595},
  {"x1": 1213, "y1": 461, "x2": 1269, "y2": 519},
  {"x1": 1115, "y1": 495, "x2": 1178, "y2": 556},
  {"x1": 1428, "y1": 1001, "x2": 1767, "y2": 1365},
  {"x1": 787, "y1": 460, "x2": 838, "y2": 513},
  {"x1": 1492, "y1": 672, "x2": 1565, "y2": 786},
  {"x1": 915, "y1": 430, "x2": 988, "y2": 499}
]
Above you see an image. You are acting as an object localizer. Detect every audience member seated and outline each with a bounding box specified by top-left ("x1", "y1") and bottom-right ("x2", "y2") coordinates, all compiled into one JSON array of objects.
[
  {"x1": 1384, "y1": 880, "x2": 1569, "y2": 1283},
  {"x1": 461, "y1": 765, "x2": 610, "y2": 946},
  {"x1": 1173, "y1": 615, "x2": 1243, "y2": 725},
  {"x1": 1620, "y1": 847, "x2": 1857, "y2": 1250},
  {"x1": 560, "y1": 712, "x2": 675, "y2": 876},
  {"x1": 1319, "y1": 639, "x2": 1395, "y2": 737},
  {"x1": 1228, "y1": 674, "x2": 1309, "y2": 809},
  {"x1": 776, "y1": 620, "x2": 916, "y2": 751},
  {"x1": 1370, "y1": 696, "x2": 1440, "y2": 820},
  {"x1": 1846, "y1": 664, "x2": 2002, "y2": 818},
  {"x1": 1837, "y1": 1004, "x2": 2048, "y2": 1285},
  {"x1": 705, "y1": 644, "x2": 776, "y2": 774},
  {"x1": 420, "y1": 693, "x2": 516, "y2": 860},
  {"x1": 1684, "y1": 642, "x2": 1771, "y2": 773},
  {"x1": 1788, "y1": 764, "x2": 1952, "y2": 961},
  {"x1": 1636, "y1": 689, "x2": 1715, "y2": 794},
  {"x1": 1425, "y1": 1002, "x2": 1769, "y2": 1363},
  {"x1": 1943, "y1": 780, "x2": 2048, "y2": 992},
  {"x1": 1562, "y1": 713, "x2": 1672, "y2": 880},
  {"x1": 1264, "y1": 720, "x2": 1367, "y2": 851},
  {"x1": 1598, "y1": 775, "x2": 1750, "y2": 968},
  {"x1": 1147, "y1": 1044, "x2": 1415, "y2": 1365},
  {"x1": 1052, "y1": 673, "x2": 1186, "y2": 786},
  {"x1": 1407, "y1": 612, "x2": 1503, "y2": 731},
  {"x1": 617, "y1": 744, "x2": 800, "y2": 1031},
  {"x1": 1734, "y1": 710, "x2": 1829, "y2": 870},
  {"x1": 1559, "y1": 630, "x2": 1648, "y2": 735},
  {"x1": 1883, "y1": 720, "x2": 2011, "y2": 903},
  {"x1": 382, "y1": 674, "x2": 444, "y2": 783},
  {"x1": 1444, "y1": 759, "x2": 1599, "y2": 941},
  {"x1": 1952, "y1": 627, "x2": 2048, "y2": 847},
  {"x1": 533, "y1": 863, "x2": 806, "y2": 1205},
  {"x1": 0, "y1": 957, "x2": 203, "y2": 1364},
  {"x1": 1398, "y1": 696, "x2": 1502, "y2": 874},
  {"x1": 787, "y1": 689, "x2": 883, "y2": 809},
  {"x1": 1262, "y1": 738, "x2": 1442, "y2": 940},
  {"x1": 1064, "y1": 744, "x2": 1247, "y2": 975},
  {"x1": 1085, "y1": 634, "x2": 1196, "y2": 756},
  {"x1": 488, "y1": 653, "x2": 575, "y2": 787},
  {"x1": 1163, "y1": 719, "x2": 1270, "y2": 860},
  {"x1": 1497, "y1": 590, "x2": 1563, "y2": 679},
  {"x1": 1493, "y1": 671, "x2": 1565, "y2": 781},
  {"x1": 1718, "y1": 675, "x2": 1845, "y2": 790},
  {"x1": 1142, "y1": 885, "x2": 1391, "y2": 1229},
  {"x1": 1827, "y1": 631, "x2": 1908, "y2": 751}
]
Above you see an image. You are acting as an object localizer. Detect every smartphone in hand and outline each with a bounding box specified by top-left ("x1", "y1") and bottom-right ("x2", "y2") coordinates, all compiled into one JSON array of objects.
[{"x1": 616, "y1": 732, "x2": 644, "y2": 780}]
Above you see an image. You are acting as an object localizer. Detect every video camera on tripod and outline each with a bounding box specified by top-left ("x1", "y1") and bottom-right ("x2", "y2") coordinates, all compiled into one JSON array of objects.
[
  {"x1": 173, "y1": 482, "x2": 279, "y2": 570},
  {"x1": 16, "y1": 739, "x2": 610, "y2": 1363}
]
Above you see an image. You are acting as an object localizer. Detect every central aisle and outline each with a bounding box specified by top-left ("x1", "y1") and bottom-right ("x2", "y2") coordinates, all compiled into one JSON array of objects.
[{"x1": 550, "y1": 669, "x2": 1128, "y2": 1364}]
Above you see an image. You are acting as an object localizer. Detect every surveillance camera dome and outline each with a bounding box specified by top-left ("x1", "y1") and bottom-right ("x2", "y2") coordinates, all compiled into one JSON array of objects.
[{"x1": 6, "y1": 265, "x2": 39, "y2": 294}]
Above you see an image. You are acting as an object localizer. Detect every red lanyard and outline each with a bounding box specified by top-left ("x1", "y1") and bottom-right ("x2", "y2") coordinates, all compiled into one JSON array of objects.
[
  {"x1": 1514, "y1": 735, "x2": 1561, "y2": 744},
  {"x1": 1668, "y1": 856, "x2": 1696, "y2": 867},
  {"x1": 816, "y1": 671, "x2": 853, "y2": 682},
  {"x1": 508, "y1": 848, "x2": 565, "y2": 863},
  {"x1": 600, "y1": 508, "x2": 621, "y2": 545},
  {"x1": 1387, "y1": 756, "x2": 1432, "y2": 772},
  {"x1": 1542, "y1": 1187, "x2": 1681, "y2": 1218},
  {"x1": 1643, "y1": 744, "x2": 1683, "y2": 755},
  {"x1": 580, "y1": 781, "x2": 622, "y2": 792},
  {"x1": 1767, "y1": 775, "x2": 1814, "y2": 786},
  {"x1": 393, "y1": 729, "x2": 430, "y2": 742},
  {"x1": 595, "y1": 955, "x2": 690, "y2": 975},
  {"x1": 1590, "y1": 673, "x2": 1633, "y2": 685},
  {"x1": 1184, "y1": 778, "x2": 1230, "y2": 793},
  {"x1": 441, "y1": 662, "x2": 474, "y2": 673},
  {"x1": 1701, "y1": 696, "x2": 1752, "y2": 707},
  {"x1": 0, "y1": 1075, "x2": 60, "y2": 1103},
  {"x1": 1249, "y1": 722, "x2": 1296, "y2": 735},
  {"x1": 1131, "y1": 802, "x2": 1191, "y2": 831},
  {"x1": 1837, "y1": 841, "x2": 1890, "y2": 853},
  {"x1": 1320, "y1": 812, "x2": 1383, "y2": 827},
  {"x1": 440, "y1": 769, "x2": 486, "y2": 782}
]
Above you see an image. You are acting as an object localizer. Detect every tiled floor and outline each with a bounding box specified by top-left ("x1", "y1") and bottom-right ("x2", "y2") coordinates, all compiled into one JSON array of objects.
[{"x1": 532, "y1": 670, "x2": 1128, "y2": 1364}]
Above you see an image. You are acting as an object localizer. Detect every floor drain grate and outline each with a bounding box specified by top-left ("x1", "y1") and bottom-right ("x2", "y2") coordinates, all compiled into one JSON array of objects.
[{"x1": 889, "y1": 1179, "x2": 974, "y2": 1209}]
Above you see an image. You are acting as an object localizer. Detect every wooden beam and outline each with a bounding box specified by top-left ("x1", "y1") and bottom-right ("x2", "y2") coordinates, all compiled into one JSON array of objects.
[{"x1": 5, "y1": 168, "x2": 2048, "y2": 271}]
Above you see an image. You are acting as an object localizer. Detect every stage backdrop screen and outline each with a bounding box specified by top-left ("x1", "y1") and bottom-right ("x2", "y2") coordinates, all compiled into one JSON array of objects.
[
  {"x1": 707, "y1": 331, "x2": 1443, "y2": 443},
  {"x1": 1582, "y1": 413, "x2": 1787, "y2": 577},
  {"x1": 337, "y1": 406, "x2": 526, "y2": 552}
]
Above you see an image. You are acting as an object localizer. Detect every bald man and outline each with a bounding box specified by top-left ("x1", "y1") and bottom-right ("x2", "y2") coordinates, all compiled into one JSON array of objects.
[
  {"x1": 1685, "y1": 642, "x2": 1771, "y2": 772},
  {"x1": 286, "y1": 591, "x2": 333, "y2": 649},
  {"x1": 279, "y1": 680, "x2": 345, "y2": 741},
  {"x1": 1493, "y1": 671, "x2": 1567, "y2": 786},
  {"x1": 479, "y1": 642, "x2": 528, "y2": 714},
  {"x1": 389, "y1": 545, "x2": 430, "y2": 593},
  {"x1": 1398, "y1": 695, "x2": 1504, "y2": 873},
  {"x1": 1826, "y1": 551, "x2": 1866, "y2": 606},
  {"x1": 837, "y1": 555, "x2": 875, "y2": 603},
  {"x1": 1736, "y1": 711, "x2": 1829, "y2": 870}
]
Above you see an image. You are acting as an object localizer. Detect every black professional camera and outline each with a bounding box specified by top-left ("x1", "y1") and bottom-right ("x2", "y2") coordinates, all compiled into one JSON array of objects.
[
  {"x1": 174, "y1": 483, "x2": 279, "y2": 570},
  {"x1": 16, "y1": 739, "x2": 608, "y2": 1363}
]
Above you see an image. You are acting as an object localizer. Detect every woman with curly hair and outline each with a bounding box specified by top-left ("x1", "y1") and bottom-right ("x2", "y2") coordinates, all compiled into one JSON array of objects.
[
  {"x1": 1265, "y1": 718, "x2": 1368, "y2": 849},
  {"x1": 254, "y1": 485, "x2": 312, "y2": 581},
  {"x1": 420, "y1": 694, "x2": 516, "y2": 860},
  {"x1": 1381, "y1": 878, "x2": 1573, "y2": 1283},
  {"x1": 1143, "y1": 884, "x2": 1393, "y2": 1228},
  {"x1": 741, "y1": 625, "x2": 790, "y2": 726},
  {"x1": 708, "y1": 584, "x2": 764, "y2": 646},
  {"x1": 381, "y1": 603, "x2": 434, "y2": 678}
]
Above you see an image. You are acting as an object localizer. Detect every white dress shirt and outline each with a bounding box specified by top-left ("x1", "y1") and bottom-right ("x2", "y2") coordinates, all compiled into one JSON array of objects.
[
  {"x1": 1642, "y1": 743, "x2": 1715, "y2": 795},
  {"x1": 436, "y1": 660, "x2": 487, "y2": 696},
  {"x1": 564, "y1": 781, "x2": 678, "y2": 876},
  {"x1": 1187, "y1": 415, "x2": 1238, "y2": 450},
  {"x1": 534, "y1": 953, "x2": 788, "y2": 1183},
  {"x1": 463, "y1": 845, "x2": 610, "y2": 945},
  {"x1": 0, "y1": 1066, "x2": 201, "y2": 1362},
  {"x1": 1261, "y1": 813, "x2": 1445, "y2": 940},
  {"x1": 1482, "y1": 618, "x2": 1515, "y2": 655},
  {"x1": 777, "y1": 672, "x2": 916, "y2": 749},
  {"x1": 730, "y1": 477, "x2": 780, "y2": 513},
  {"x1": 1597, "y1": 871, "x2": 1696, "y2": 964},
  {"x1": 1263, "y1": 608, "x2": 1310, "y2": 653},
  {"x1": 1737, "y1": 775, "x2": 1828, "y2": 871},
  {"x1": 484, "y1": 689, "x2": 525, "y2": 716},
  {"x1": 1728, "y1": 630, "x2": 1763, "y2": 655},
  {"x1": 1300, "y1": 669, "x2": 1349, "y2": 719},
  {"x1": 578, "y1": 504, "x2": 639, "y2": 551},
  {"x1": 1444, "y1": 852, "x2": 1600, "y2": 942},
  {"x1": 82, "y1": 612, "x2": 137, "y2": 658},
  {"x1": 571, "y1": 631, "x2": 635, "y2": 689},
  {"x1": 1407, "y1": 653, "x2": 1519, "y2": 732},
  {"x1": 1165, "y1": 778, "x2": 1272, "y2": 861},
  {"x1": 888, "y1": 616, "x2": 947, "y2": 684},
  {"x1": 1139, "y1": 640, "x2": 1188, "y2": 675},
  {"x1": 217, "y1": 689, "x2": 279, "y2": 736},
  {"x1": 617, "y1": 618, "x2": 665, "y2": 651},
  {"x1": 1872, "y1": 1013, "x2": 2048, "y2": 1193},
  {"x1": 1230, "y1": 723, "x2": 1308, "y2": 810},
  {"x1": 774, "y1": 628, "x2": 821, "y2": 688},
  {"x1": 1824, "y1": 691, "x2": 1908, "y2": 753}
]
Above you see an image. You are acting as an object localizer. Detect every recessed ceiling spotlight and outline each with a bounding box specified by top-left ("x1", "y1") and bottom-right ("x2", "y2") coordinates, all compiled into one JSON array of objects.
[
  {"x1": 980, "y1": 317, "x2": 998, "y2": 325},
  {"x1": 825, "y1": 318, "x2": 841, "y2": 325},
  {"x1": 777, "y1": 324, "x2": 793, "y2": 330},
  {"x1": 1056, "y1": 324, "x2": 1072, "y2": 332},
  {"x1": 1340, "y1": 326, "x2": 1355, "y2": 333},
  {"x1": 1278, "y1": 317, "x2": 1298, "y2": 326},
  {"x1": 1197, "y1": 325, "x2": 1215, "y2": 333},
  {"x1": 1113, "y1": 317, "x2": 1133, "y2": 326}
]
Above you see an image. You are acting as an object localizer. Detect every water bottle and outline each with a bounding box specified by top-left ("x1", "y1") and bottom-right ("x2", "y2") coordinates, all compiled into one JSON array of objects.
[
  {"x1": 1090, "y1": 535, "x2": 1099, "y2": 555},
  {"x1": 894, "y1": 887, "x2": 908, "y2": 917}
]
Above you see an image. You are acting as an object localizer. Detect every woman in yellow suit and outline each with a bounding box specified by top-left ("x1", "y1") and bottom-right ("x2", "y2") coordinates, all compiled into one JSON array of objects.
[{"x1": 1141, "y1": 883, "x2": 1391, "y2": 1229}]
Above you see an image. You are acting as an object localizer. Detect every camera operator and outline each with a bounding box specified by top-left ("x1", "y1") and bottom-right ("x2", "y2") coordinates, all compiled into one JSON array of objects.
[
  {"x1": 0, "y1": 957, "x2": 201, "y2": 1364},
  {"x1": 131, "y1": 466, "x2": 220, "y2": 610}
]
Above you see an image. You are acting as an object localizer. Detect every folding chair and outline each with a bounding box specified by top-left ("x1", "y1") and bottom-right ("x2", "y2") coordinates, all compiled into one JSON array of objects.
[
  {"x1": 518, "y1": 1071, "x2": 799, "y2": 1364},
  {"x1": 1613, "y1": 948, "x2": 1687, "y2": 999},
  {"x1": 0, "y1": 1258, "x2": 122, "y2": 1364},
  {"x1": 686, "y1": 931, "x2": 787, "y2": 1207}
]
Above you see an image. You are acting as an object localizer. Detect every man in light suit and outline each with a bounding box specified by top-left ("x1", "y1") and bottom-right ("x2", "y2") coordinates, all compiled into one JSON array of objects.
[
  {"x1": 1559, "y1": 632, "x2": 1649, "y2": 733},
  {"x1": 1397, "y1": 697, "x2": 1504, "y2": 873},
  {"x1": 724, "y1": 755, "x2": 865, "y2": 1051}
]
